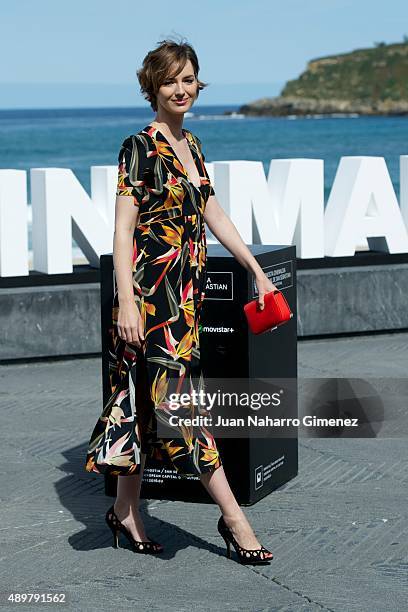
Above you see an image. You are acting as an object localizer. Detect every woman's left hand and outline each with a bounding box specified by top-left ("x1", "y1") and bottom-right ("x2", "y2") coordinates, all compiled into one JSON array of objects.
[{"x1": 255, "y1": 273, "x2": 279, "y2": 310}]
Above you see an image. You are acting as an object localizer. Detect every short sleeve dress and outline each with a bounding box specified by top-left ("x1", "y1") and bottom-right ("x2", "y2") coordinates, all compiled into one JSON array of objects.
[{"x1": 84, "y1": 124, "x2": 223, "y2": 478}]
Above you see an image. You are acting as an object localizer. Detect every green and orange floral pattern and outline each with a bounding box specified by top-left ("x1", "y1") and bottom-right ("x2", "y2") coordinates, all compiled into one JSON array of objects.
[{"x1": 85, "y1": 125, "x2": 222, "y2": 478}]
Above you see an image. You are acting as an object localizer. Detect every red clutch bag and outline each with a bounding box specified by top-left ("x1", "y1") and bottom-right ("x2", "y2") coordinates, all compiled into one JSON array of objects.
[{"x1": 243, "y1": 289, "x2": 293, "y2": 334}]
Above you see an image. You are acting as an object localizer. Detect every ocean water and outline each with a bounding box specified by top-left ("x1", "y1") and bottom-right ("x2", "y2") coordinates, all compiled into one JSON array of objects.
[
  {"x1": 1, "y1": 105, "x2": 407, "y2": 198},
  {"x1": 1, "y1": 105, "x2": 407, "y2": 259}
]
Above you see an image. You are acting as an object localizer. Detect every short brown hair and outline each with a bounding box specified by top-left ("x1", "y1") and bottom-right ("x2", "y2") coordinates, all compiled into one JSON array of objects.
[{"x1": 137, "y1": 37, "x2": 208, "y2": 111}]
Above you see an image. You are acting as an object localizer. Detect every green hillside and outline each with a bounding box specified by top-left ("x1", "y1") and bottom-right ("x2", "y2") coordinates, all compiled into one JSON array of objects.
[
  {"x1": 237, "y1": 41, "x2": 408, "y2": 116},
  {"x1": 282, "y1": 41, "x2": 408, "y2": 102}
]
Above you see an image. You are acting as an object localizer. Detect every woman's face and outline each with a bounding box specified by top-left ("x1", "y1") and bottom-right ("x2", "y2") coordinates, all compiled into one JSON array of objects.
[{"x1": 156, "y1": 59, "x2": 199, "y2": 115}]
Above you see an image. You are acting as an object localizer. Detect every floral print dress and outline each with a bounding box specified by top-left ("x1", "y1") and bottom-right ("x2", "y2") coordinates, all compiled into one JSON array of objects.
[{"x1": 85, "y1": 124, "x2": 223, "y2": 479}]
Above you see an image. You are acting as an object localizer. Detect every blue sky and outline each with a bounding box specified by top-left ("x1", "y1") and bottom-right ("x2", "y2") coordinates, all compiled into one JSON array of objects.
[{"x1": 0, "y1": 0, "x2": 407, "y2": 108}]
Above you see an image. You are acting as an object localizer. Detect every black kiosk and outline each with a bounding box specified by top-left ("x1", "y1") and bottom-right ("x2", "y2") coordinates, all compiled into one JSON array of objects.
[{"x1": 101, "y1": 244, "x2": 298, "y2": 505}]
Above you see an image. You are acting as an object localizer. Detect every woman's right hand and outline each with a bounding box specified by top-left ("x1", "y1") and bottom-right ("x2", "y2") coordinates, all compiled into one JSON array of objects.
[{"x1": 117, "y1": 300, "x2": 145, "y2": 348}]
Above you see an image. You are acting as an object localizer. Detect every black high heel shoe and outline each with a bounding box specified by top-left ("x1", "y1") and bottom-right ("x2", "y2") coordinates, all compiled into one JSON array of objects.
[
  {"x1": 105, "y1": 505, "x2": 164, "y2": 554},
  {"x1": 217, "y1": 515, "x2": 273, "y2": 565}
]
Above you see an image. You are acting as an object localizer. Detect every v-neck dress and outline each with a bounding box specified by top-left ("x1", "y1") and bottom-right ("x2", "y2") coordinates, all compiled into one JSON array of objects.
[{"x1": 85, "y1": 124, "x2": 223, "y2": 478}]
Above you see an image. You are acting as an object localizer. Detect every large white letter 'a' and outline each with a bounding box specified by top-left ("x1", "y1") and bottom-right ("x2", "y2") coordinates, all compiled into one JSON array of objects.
[{"x1": 324, "y1": 156, "x2": 408, "y2": 256}]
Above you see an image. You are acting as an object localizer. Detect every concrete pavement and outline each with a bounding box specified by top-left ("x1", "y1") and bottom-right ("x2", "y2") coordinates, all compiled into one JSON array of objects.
[{"x1": 1, "y1": 332, "x2": 407, "y2": 611}]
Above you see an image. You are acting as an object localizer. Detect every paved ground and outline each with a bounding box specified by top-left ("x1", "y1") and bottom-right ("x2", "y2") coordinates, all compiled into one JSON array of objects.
[{"x1": 1, "y1": 332, "x2": 407, "y2": 611}]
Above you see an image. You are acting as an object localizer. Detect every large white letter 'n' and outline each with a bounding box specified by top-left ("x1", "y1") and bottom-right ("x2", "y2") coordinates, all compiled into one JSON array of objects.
[{"x1": 30, "y1": 166, "x2": 117, "y2": 274}]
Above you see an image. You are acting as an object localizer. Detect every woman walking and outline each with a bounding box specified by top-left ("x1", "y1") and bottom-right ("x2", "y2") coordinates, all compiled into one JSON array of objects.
[{"x1": 85, "y1": 38, "x2": 276, "y2": 564}]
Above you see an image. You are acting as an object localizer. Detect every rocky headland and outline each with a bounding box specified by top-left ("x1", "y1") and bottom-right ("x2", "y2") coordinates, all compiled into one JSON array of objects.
[{"x1": 236, "y1": 41, "x2": 408, "y2": 117}]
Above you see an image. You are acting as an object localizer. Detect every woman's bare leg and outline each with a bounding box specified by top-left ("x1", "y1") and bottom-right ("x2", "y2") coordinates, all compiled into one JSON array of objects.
[
  {"x1": 200, "y1": 466, "x2": 272, "y2": 558},
  {"x1": 113, "y1": 452, "x2": 160, "y2": 545}
]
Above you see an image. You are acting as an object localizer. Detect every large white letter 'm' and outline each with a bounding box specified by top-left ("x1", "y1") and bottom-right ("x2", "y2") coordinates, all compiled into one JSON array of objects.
[
  {"x1": 210, "y1": 159, "x2": 324, "y2": 257},
  {"x1": 267, "y1": 158, "x2": 324, "y2": 258}
]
